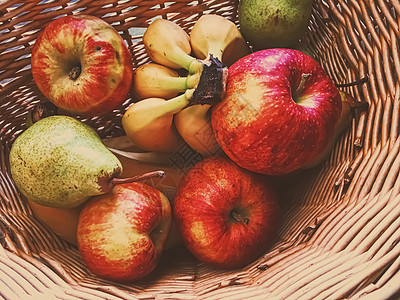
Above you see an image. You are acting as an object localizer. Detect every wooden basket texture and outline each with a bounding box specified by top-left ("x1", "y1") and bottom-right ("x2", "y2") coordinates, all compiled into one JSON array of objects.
[{"x1": 1, "y1": 0, "x2": 400, "y2": 299}]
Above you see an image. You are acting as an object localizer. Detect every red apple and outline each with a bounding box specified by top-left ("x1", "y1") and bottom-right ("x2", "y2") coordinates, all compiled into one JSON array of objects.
[
  {"x1": 31, "y1": 15, "x2": 133, "y2": 116},
  {"x1": 77, "y1": 182, "x2": 171, "y2": 282},
  {"x1": 173, "y1": 156, "x2": 279, "y2": 269},
  {"x1": 212, "y1": 48, "x2": 342, "y2": 175}
]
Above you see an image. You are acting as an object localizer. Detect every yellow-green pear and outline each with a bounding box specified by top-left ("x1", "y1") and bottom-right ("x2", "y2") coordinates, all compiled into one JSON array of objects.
[
  {"x1": 238, "y1": 0, "x2": 314, "y2": 50},
  {"x1": 10, "y1": 115, "x2": 123, "y2": 208}
]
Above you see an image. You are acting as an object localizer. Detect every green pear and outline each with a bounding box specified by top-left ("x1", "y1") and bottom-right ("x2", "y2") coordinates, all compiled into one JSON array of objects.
[
  {"x1": 9, "y1": 115, "x2": 123, "y2": 208},
  {"x1": 238, "y1": 0, "x2": 314, "y2": 50}
]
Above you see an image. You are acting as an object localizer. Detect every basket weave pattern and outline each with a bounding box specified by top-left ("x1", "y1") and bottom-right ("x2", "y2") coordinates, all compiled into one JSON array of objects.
[{"x1": 1, "y1": 0, "x2": 400, "y2": 299}]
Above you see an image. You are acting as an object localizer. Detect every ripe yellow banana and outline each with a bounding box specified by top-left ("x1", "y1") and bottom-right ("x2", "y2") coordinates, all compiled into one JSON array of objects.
[
  {"x1": 142, "y1": 18, "x2": 229, "y2": 104},
  {"x1": 171, "y1": 15, "x2": 250, "y2": 155},
  {"x1": 133, "y1": 62, "x2": 200, "y2": 100},
  {"x1": 139, "y1": 17, "x2": 238, "y2": 155},
  {"x1": 190, "y1": 14, "x2": 251, "y2": 67},
  {"x1": 122, "y1": 89, "x2": 195, "y2": 153},
  {"x1": 143, "y1": 18, "x2": 202, "y2": 73},
  {"x1": 174, "y1": 104, "x2": 221, "y2": 157}
]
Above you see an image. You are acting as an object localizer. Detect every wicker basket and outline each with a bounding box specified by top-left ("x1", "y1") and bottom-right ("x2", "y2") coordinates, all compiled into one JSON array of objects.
[{"x1": 1, "y1": 0, "x2": 400, "y2": 299}]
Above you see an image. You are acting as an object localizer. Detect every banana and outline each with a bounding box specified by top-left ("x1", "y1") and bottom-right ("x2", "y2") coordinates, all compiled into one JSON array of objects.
[
  {"x1": 142, "y1": 18, "x2": 229, "y2": 102},
  {"x1": 190, "y1": 14, "x2": 251, "y2": 67},
  {"x1": 133, "y1": 62, "x2": 200, "y2": 100},
  {"x1": 174, "y1": 104, "x2": 221, "y2": 157},
  {"x1": 139, "y1": 17, "x2": 239, "y2": 154},
  {"x1": 171, "y1": 15, "x2": 250, "y2": 155},
  {"x1": 121, "y1": 89, "x2": 195, "y2": 153},
  {"x1": 143, "y1": 18, "x2": 202, "y2": 73}
]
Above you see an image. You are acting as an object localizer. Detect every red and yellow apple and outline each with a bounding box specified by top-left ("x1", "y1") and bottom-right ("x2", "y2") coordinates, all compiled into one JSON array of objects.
[
  {"x1": 31, "y1": 15, "x2": 133, "y2": 116},
  {"x1": 173, "y1": 156, "x2": 280, "y2": 269},
  {"x1": 212, "y1": 48, "x2": 342, "y2": 175},
  {"x1": 303, "y1": 90, "x2": 355, "y2": 168},
  {"x1": 77, "y1": 182, "x2": 172, "y2": 282}
]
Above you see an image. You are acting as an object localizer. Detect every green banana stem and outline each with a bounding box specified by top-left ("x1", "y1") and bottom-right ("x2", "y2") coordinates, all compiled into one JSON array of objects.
[
  {"x1": 157, "y1": 89, "x2": 195, "y2": 116},
  {"x1": 188, "y1": 59, "x2": 204, "y2": 74},
  {"x1": 131, "y1": 89, "x2": 195, "y2": 130},
  {"x1": 168, "y1": 49, "x2": 203, "y2": 74},
  {"x1": 155, "y1": 73, "x2": 201, "y2": 92},
  {"x1": 186, "y1": 73, "x2": 202, "y2": 89}
]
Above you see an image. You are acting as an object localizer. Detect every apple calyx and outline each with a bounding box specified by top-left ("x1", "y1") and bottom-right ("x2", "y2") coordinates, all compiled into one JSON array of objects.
[
  {"x1": 230, "y1": 210, "x2": 249, "y2": 225},
  {"x1": 68, "y1": 65, "x2": 82, "y2": 81}
]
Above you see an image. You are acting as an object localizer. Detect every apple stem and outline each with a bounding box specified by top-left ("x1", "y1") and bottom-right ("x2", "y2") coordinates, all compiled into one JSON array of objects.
[
  {"x1": 69, "y1": 65, "x2": 81, "y2": 81},
  {"x1": 294, "y1": 73, "x2": 312, "y2": 98},
  {"x1": 231, "y1": 211, "x2": 249, "y2": 225},
  {"x1": 111, "y1": 170, "x2": 165, "y2": 186}
]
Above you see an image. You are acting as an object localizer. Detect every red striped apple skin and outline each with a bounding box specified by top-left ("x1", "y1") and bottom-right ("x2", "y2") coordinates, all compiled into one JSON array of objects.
[
  {"x1": 173, "y1": 156, "x2": 280, "y2": 269},
  {"x1": 77, "y1": 182, "x2": 171, "y2": 282},
  {"x1": 212, "y1": 48, "x2": 342, "y2": 175},
  {"x1": 31, "y1": 15, "x2": 132, "y2": 116}
]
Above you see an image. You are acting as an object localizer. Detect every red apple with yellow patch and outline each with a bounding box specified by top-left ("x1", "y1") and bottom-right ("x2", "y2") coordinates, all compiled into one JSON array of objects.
[
  {"x1": 77, "y1": 182, "x2": 171, "y2": 282},
  {"x1": 173, "y1": 156, "x2": 280, "y2": 269},
  {"x1": 31, "y1": 15, "x2": 133, "y2": 116},
  {"x1": 212, "y1": 48, "x2": 342, "y2": 175}
]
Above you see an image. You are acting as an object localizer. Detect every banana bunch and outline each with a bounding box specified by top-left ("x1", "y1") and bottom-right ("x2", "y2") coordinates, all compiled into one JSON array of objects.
[{"x1": 122, "y1": 15, "x2": 251, "y2": 156}]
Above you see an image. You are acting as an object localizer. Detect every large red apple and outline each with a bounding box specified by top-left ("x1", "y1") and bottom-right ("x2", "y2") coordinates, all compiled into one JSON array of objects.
[
  {"x1": 77, "y1": 182, "x2": 171, "y2": 282},
  {"x1": 31, "y1": 15, "x2": 133, "y2": 116},
  {"x1": 173, "y1": 156, "x2": 279, "y2": 269},
  {"x1": 212, "y1": 48, "x2": 342, "y2": 175}
]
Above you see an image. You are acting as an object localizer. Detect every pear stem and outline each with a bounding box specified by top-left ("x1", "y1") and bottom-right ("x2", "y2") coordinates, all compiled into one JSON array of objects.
[
  {"x1": 111, "y1": 170, "x2": 165, "y2": 186},
  {"x1": 335, "y1": 75, "x2": 369, "y2": 88}
]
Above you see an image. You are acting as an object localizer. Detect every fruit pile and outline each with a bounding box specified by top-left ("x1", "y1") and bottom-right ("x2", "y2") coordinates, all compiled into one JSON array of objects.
[
  {"x1": 124, "y1": 15, "x2": 250, "y2": 156},
  {"x1": 9, "y1": 3, "x2": 364, "y2": 283}
]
